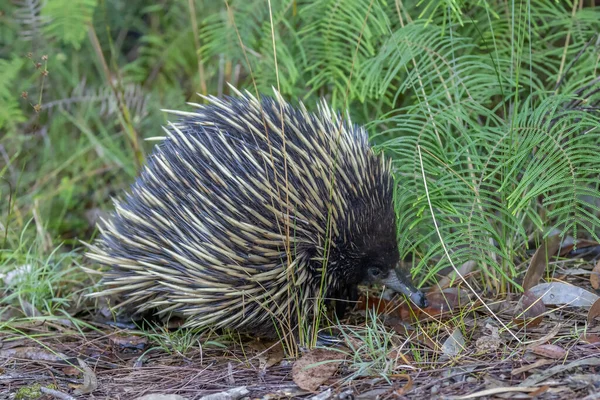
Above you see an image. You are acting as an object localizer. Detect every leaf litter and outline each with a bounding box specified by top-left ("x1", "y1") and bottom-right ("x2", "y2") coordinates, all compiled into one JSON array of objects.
[{"x1": 3, "y1": 244, "x2": 600, "y2": 399}]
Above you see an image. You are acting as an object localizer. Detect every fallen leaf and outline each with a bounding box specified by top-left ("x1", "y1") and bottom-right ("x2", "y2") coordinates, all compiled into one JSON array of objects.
[
  {"x1": 292, "y1": 348, "x2": 342, "y2": 392},
  {"x1": 414, "y1": 332, "x2": 439, "y2": 350},
  {"x1": 430, "y1": 261, "x2": 477, "y2": 292},
  {"x1": 441, "y1": 328, "x2": 465, "y2": 357},
  {"x1": 530, "y1": 344, "x2": 567, "y2": 359},
  {"x1": 40, "y1": 387, "x2": 78, "y2": 400},
  {"x1": 342, "y1": 335, "x2": 364, "y2": 353},
  {"x1": 62, "y1": 366, "x2": 81, "y2": 376},
  {"x1": 519, "y1": 357, "x2": 600, "y2": 387},
  {"x1": 559, "y1": 238, "x2": 598, "y2": 257},
  {"x1": 523, "y1": 235, "x2": 561, "y2": 291},
  {"x1": 198, "y1": 387, "x2": 249, "y2": 400},
  {"x1": 561, "y1": 268, "x2": 593, "y2": 276},
  {"x1": 513, "y1": 291, "x2": 545, "y2": 328},
  {"x1": 564, "y1": 244, "x2": 600, "y2": 260},
  {"x1": 424, "y1": 287, "x2": 469, "y2": 313},
  {"x1": 525, "y1": 323, "x2": 561, "y2": 349},
  {"x1": 355, "y1": 389, "x2": 388, "y2": 399},
  {"x1": 0, "y1": 347, "x2": 67, "y2": 362},
  {"x1": 305, "y1": 388, "x2": 333, "y2": 400},
  {"x1": 72, "y1": 358, "x2": 98, "y2": 395},
  {"x1": 356, "y1": 296, "x2": 403, "y2": 316},
  {"x1": 529, "y1": 282, "x2": 599, "y2": 307},
  {"x1": 591, "y1": 261, "x2": 600, "y2": 290},
  {"x1": 453, "y1": 386, "x2": 545, "y2": 399},
  {"x1": 110, "y1": 334, "x2": 148, "y2": 350},
  {"x1": 393, "y1": 374, "x2": 413, "y2": 395},
  {"x1": 249, "y1": 340, "x2": 285, "y2": 370},
  {"x1": 581, "y1": 333, "x2": 600, "y2": 344},
  {"x1": 511, "y1": 359, "x2": 553, "y2": 375},
  {"x1": 529, "y1": 385, "x2": 550, "y2": 397},
  {"x1": 358, "y1": 287, "x2": 464, "y2": 323},
  {"x1": 587, "y1": 298, "x2": 600, "y2": 326}
]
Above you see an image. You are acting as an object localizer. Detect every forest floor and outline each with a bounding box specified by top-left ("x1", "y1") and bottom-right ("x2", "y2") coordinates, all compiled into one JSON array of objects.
[{"x1": 2, "y1": 251, "x2": 600, "y2": 400}]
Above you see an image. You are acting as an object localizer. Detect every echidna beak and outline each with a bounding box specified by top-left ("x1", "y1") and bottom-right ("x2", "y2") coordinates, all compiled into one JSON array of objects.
[{"x1": 382, "y1": 269, "x2": 428, "y2": 308}]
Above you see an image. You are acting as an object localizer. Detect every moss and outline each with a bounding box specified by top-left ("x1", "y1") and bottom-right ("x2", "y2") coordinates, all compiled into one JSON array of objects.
[{"x1": 15, "y1": 383, "x2": 58, "y2": 400}]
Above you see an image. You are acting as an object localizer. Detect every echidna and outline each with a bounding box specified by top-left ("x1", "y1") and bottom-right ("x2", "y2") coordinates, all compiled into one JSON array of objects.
[{"x1": 85, "y1": 87, "x2": 427, "y2": 335}]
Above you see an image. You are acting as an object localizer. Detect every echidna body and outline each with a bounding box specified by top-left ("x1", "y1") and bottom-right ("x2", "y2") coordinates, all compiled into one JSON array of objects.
[{"x1": 86, "y1": 88, "x2": 426, "y2": 334}]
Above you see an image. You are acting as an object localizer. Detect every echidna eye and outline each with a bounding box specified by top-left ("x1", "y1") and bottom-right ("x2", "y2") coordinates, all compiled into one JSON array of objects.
[{"x1": 368, "y1": 267, "x2": 382, "y2": 279}]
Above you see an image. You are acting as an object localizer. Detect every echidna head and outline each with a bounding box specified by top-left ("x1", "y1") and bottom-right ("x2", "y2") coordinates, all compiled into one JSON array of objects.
[{"x1": 330, "y1": 209, "x2": 428, "y2": 309}]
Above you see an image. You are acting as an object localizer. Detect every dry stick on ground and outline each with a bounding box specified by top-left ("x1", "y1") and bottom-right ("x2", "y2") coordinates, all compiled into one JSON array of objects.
[{"x1": 40, "y1": 387, "x2": 76, "y2": 400}]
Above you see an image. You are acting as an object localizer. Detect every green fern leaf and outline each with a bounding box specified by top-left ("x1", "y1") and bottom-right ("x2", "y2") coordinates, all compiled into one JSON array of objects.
[{"x1": 41, "y1": 0, "x2": 97, "y2": 49}]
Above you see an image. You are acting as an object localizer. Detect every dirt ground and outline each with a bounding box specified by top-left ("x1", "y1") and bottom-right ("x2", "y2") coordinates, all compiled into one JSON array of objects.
[{"x1": 3, "y1": 288, "x2": 600, "y2": 400}]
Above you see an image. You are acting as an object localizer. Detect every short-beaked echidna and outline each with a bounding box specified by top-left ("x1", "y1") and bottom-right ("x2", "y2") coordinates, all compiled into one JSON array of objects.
[{"x1": 85, "y1": 88, "x2": 427, "y2": 334}]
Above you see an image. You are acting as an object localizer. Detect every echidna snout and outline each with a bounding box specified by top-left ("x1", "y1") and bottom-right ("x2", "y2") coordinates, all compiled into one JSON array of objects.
[
  {"x1": 381, "y1": 267, "x2": 428, "y2": 308},
  {"x1": 85, "y1": 87, "x2": 427, "y2": 334}
]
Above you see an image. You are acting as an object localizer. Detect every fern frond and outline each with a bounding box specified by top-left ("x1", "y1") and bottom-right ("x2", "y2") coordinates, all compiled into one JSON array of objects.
[
  {"x1": 13, "y1": 0, "x2": 47, "y2": 42},
  {"x1": 41, "y1": 0, "x2": 97, "y2": 49},
  {"x1": 298, "y1": 0, "x2": 389, "y2": 107},
  {"x1": 0, "y1": 58, "x2": 26, "y2": 130}
]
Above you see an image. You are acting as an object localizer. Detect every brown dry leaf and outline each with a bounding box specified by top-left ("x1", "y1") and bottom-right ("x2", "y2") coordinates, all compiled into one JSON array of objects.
[
  {"x1": 559, "y1": 238, "x2": 598, "y2": 257},
  {"x1": 72, "y1": 358, "x2": 98, "y2": 395},
  {"x1": 587, "y1": 298, "x2": 600, "y2": 326},
  {"x1": 0, "y1": 346, "x2": 68, "y2": 362},
  {"x1": 249, "y1": 340, "x2": 285, "y2": 370},
  {"x1": 342, "y1": 336, "x2": 365, "y2": 353},
  {"x1": 523, "y1": 235, "x2": 561, "y2": 291},
  {"x1": 591, "y1": 260, "x2": 600, "y2": 290},
  {"x1": 511, "y1": 359, "x2": 553, "y2": 375},
  {"x1": 292, "y1": 348, "x2": 342, "y2": 392},
  {"x1": 399, "y1": 287, "x2": 469, "y2": 324},
  {"x1": 529, "y1": 386, "x2": 550, "y2": 397},
  {"x1": 425, "y1": 287, "x2": 469, "y2": 313},
  {"x1": 581, "y1": 333, "x2": 600, "y2": 344},
  {"x1": 416, "y1": 333, "x2": 439, "y2": 350},
  {"x1": 356, "y1": 295, "x2": 398, "y2": 315},
  {"x1": 110, "y1": 334, "x2": 148, "y2": 350},
  {"x1": 513, "y1": 291, "x2": 545, "y2": 328},
  {"x1": 530, "y1": 344, "x2": 567, "y2": 359},
  {"x1": 62, "y1": 366, "x2": 81, "y2": 376},
  {"x1": 392, "y1": 374, "x2": 413, "y2": 395}
]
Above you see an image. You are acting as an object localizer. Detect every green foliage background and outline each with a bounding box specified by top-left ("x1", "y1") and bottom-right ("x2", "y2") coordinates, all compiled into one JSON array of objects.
[{"x1": 1, "y1": 0, "x2": 600, "y2": 313}]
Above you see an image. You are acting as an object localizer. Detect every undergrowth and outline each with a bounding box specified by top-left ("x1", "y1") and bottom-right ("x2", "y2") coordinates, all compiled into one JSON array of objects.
[{"x1": 1, "y1": 0, "x2": 600, "y2": 367}]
